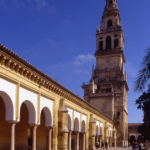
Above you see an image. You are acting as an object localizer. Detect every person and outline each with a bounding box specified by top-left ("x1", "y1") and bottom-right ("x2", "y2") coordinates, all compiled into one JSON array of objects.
[
  {"x1": 105, "y1": 142, "x2": 108, "y2": 150},
  {"x1": 96, "y1": 141, "x2": 99, "y2": 149},
  {"x1": 101, "y1": 141, "x2": 104, "y2": 150},
  {"x1": 132, "y1": 142, "x2": 135, "y2": 150},
  {"x1": 139, "y1": 142, "x2": 142, "y2": 150}
]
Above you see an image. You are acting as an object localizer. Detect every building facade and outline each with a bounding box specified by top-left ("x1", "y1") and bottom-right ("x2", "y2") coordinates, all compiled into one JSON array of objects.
[
  {"x1": 128, "y1": 123, "x2": 143, "y2": 145},
  {"x1": 0, "y1": 44, "x2": 117, "y2": 150},
  {"x1": 82, "y1": 0, "x2": 128, "y2": 147}
]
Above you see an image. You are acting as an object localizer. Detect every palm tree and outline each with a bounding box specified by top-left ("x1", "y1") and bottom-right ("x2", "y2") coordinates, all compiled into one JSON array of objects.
[{"x1": 134, "y1": 47, "x2": 150, "y2": 92}]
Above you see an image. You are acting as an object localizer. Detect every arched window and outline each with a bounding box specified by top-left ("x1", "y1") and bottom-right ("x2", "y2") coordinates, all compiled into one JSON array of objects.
[
  {"x1": 107, "y1": 20, "x2": 113, "y2": 27},
  {"x1": 106, "y1": 36, "x2": 111, "y2": 49}
]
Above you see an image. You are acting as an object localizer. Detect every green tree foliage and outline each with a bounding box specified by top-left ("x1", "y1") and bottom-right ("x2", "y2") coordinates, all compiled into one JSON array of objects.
[
  {"x1": 134, "y1": 48, "x2": 150, "y2": 92},
  {"x1": 136, "y1": 90, "x2": 150, "y2": 140},
  {"x1": 134, "y1": 47, "x2": 150, "y2": 141}
]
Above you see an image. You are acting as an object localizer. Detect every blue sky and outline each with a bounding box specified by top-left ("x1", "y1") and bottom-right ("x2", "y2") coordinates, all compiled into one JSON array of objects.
[{"x1": 0, "y1": 0, "x2": 150, "y2": 123}]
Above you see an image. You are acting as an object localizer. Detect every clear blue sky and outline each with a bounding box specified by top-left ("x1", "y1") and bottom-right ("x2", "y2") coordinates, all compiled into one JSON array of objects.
[{"x1": 0, "y1": 0, "x2": 150, "y2": 123}]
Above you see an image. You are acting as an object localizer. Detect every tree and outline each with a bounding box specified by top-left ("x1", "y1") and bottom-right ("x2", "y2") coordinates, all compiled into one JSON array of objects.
[
  {"x1": 136, "y1": 90, "x2": 150, "y2": 140},
  {"x1": 134, "y1": 47, "x2": 150, "y2": 149},
  {"x1": 134, "y1": 47, "x2": 150, "y2": 92}
]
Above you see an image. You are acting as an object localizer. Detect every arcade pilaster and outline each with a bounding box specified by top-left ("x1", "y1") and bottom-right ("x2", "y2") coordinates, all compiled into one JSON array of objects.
[
  {"x1": 89, "y1": 114, "x2": 96, "y2": 150},
  {"x1": 58, "y1": 99, "x2": 69, "y2": 150},
  {"x1": 47, "y1": 127, "x2": 53, "y2": 150}
]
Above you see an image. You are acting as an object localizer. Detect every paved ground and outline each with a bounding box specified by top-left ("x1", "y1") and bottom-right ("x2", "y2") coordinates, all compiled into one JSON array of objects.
[{"x1": 96, "y1": 147, "x2": 132, "y2": 150}]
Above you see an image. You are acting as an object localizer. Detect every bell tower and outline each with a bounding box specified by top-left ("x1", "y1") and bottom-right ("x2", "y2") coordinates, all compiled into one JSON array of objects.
[{"x1": 82, "y1": 0, "x2": 129, "y2": 147}]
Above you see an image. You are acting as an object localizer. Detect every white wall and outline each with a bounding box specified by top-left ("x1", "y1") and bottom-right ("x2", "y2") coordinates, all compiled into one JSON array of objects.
[
  {"x1": 19, "y1": 87, "x2": 37, "y2": 124},
  {"x1": 40, "y1": 96, "x2": 53, "y2": 127},
  {"x1": 0, "y1": 78, "x2": 16, "y2": 121}
]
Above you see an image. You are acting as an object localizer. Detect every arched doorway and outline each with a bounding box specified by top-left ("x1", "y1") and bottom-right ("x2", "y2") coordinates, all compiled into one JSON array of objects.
[
  {"x1": 130, "y1": 135, "x2": 135, "y2": 145},
  {"x1": 15, "y1": 100, "x2": 36, "y2": 150}
]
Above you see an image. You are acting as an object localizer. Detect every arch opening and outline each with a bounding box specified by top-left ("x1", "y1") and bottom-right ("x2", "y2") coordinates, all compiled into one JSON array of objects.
[
  {"x1": 0, "y1": 91, "x2": 14, "y2": 121},
  {"x1": 81, "y1": 120, "x2": 86, "y2": 133},
  {"x1": 96, "y1": 125, "x2": 99, "y2": 135},
  {"x1": 74, "y1": 117, "x2": 79, "y2": 132},
  {"x1": 37, "y1": 109, "x2": 51, "y2": 150},
  {"x1": 22, "y1": 100, "x2": 36, "y2": 125},
  {"x1": 106, "y1": 36, "x2": 111, "y2": 49},
  {"x1": 0, "y1": 96, "x2": 11, "y2": 149},
  {"x1": 42, "y1": 107, "x2": 52, "y2": 127},
  {"x1": 107, "y1": 20, "x2": 113, "y2": 27}
]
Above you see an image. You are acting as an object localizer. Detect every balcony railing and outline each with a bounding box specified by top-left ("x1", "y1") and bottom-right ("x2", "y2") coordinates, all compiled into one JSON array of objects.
[{"x1": 95, "y1": 48, "x2": 123, "y2": 55}]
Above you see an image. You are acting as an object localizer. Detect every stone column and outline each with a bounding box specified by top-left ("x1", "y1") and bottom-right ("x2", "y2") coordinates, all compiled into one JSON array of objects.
[
  {"x1": 62, "y1": 132, "x2": 68, "y2": 150},
  {"x1": 76, "y1": 132, "x2": 79, "y2": 150},
  {"x1": 10, "y1": 123, "x2": 16, "y2": 150},
  {"x1": 99, "y1": 135, "x2": 102, "y2": 148},
  {"x1": 83, "y1": 133, "x2": 85, "y2": 150},
  {"x1": 48, "y1": 127, "x2": 52, "y2": 150},
  {"x1": 68, "y1": 130, "x2": 72, "y2": 150},
  {"x1": 32, "y1": 125, "x2": 37, "y2": 150}
]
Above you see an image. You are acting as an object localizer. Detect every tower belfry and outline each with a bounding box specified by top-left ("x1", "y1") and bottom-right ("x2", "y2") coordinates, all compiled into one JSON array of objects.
[{"x1": 82, "y1": 0, "x2": 129, "y2": 147}]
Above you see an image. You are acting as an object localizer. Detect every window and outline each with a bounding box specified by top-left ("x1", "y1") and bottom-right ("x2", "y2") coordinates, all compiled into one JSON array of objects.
[
  {"x1": 98, "y1": 85, "x2": 100, "y2": 90},
  {"x1": 106, "y1": 36, "x2": 111, "y2": 49},
  {"x1": 99, "y1": 41, "x2": 103, "y2": 50},
  {"x1": 109, "y1": 1, "x2": 112, "y2": 4},
  {"x1": 114, "y1": 34, "x2": 118, "y2": 37},
  {"x1": 99, "y1": 37, "x2": 103, "y2": 40},
  {"x1": 107, "y1": 20, "x2": 113, "y2": 27},
  {"x1": 117, "y1": 112, "x2": 120, "y2": 116},
  {"x1": 106, "y1": 88, "x2": 111, "y2": 92},
  {"x1": 114, "y1": 39, "x2": 118, "y2": 48}
]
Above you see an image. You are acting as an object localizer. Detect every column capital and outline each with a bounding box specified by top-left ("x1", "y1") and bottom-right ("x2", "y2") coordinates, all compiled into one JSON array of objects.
[
  {"x1": 7, "y1": 120, "x2": 18, "y2": 124},
  {"x1": 47, "y1": 126, "x2": 53, "y2": 130},
  {"x1": 82, "y1": 132, "x2": 86, "y2": 134},
  {"x1": 69, "y1": 130, "x2": 73, "y2": 133}
]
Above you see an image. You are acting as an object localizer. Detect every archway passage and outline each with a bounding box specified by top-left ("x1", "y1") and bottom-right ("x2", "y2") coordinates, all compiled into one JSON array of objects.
[
  {"x1": 0, "y1": 96, "x2": 11, "y2": 149},
  {"x1": 15, "y1": 102, "x2": 31, "y2": 150},
  {"x1": 15, "y1": 100, "x2": 36, "y2": 150},
  {"x1": 37, "y1": 109, "x2": 49, "y2": 150},
  {"x1": 129, "y1": 135, "x2": 135, "y2": 146}
]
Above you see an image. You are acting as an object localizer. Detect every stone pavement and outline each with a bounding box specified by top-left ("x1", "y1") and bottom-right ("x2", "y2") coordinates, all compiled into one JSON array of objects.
[{"x1": 96, "y1": 147, "x2": 132, "y2": 150}]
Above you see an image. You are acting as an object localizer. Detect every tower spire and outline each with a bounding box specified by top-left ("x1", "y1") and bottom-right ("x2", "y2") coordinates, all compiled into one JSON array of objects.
[{"x1": 82, "y1": 0, "x2": 128, "y2": 147}]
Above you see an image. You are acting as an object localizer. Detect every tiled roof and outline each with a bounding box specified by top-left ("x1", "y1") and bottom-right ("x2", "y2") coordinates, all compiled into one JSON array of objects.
[{"x1": 0, "y1": 43, "x2": 113, "y2": 122}]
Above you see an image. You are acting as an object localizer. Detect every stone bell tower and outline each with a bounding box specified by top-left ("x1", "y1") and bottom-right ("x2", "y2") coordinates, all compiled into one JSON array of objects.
[{"x1": 82, "y1": 0, "x2": 129, "y2": 147}]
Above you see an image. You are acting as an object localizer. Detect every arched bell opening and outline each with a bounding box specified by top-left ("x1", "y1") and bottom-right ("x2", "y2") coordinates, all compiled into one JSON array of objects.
[
  {"x1": 106, "y1": 36, "x2": 111, "y2": 49},
  {"x1": 107, "y1": 20, "x2": 113, "y2": 28},
  {"x1": 0, "y1": 95, "x2": 11, "y2": 149},
  {"x1": 15, "y1": 100, "x2": 36, "y2": 150}
]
